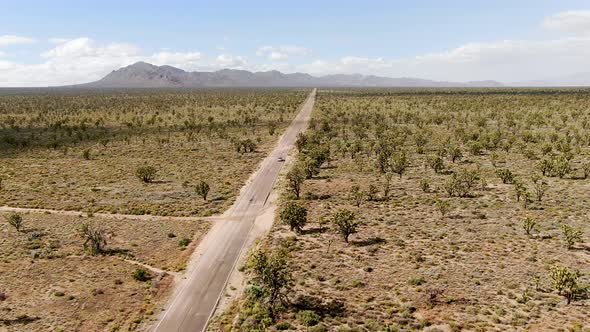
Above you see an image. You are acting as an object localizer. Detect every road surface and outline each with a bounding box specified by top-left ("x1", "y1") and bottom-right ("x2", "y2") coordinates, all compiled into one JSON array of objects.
[{"x1": 152, "y1": 89, "x2": 316, "y2": 332}]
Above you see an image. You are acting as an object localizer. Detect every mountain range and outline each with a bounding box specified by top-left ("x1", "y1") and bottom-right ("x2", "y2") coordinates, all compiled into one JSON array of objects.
[{"x1": 78, "y1": 62, "x2": 504, "y2": 88}]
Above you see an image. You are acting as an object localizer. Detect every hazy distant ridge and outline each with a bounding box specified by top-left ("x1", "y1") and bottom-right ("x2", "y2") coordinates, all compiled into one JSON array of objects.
[{"x1": 79, "y1": 62, "x2": 504, "y2": 88}]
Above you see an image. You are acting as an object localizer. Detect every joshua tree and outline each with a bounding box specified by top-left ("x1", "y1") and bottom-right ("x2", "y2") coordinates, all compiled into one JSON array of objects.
[
  {"x1": 447, "y1": 145, "x2": 463, "y2": 163},
  {"x1": 381, "y1": 173, "x2": 393, "y2": 199},
  {"x1": 135, "y1": 165, "x2": 158, "y2": 183},
  {"x1": 286, "y1": 166, "x2": 305, "y2": 199},
  {"x1": 331, "y1": 209, "x2": 360, "y2": 243},
  {"x1": 428, "y1": 155, "x2": 445, "y2": 174},
  {"x1": 583, "y1": 161, "x2": 590, "y2": 179},
  {"x1": 350, "y1": 185, "x2": 365, "y2": 208},
  {"x1": 79, "y1": 223, "x2": 110, "y2": 255},
  {"x1": 390, "y1": 151, "x2": 410, "y2": 179},
  {"x1": 533, "y1": 178, "x2": 548, "y2": 202},
  {"x1": 195, "y1": 180, "x2": 210, "y2": 200},
  {"x1": 553, "y1": 155, "x2": 571, "y2": 179},
  {"x1": 5, "y1": 213, "x2": 23, "y2": 232},
  {"x1": 82, "y1": 148, "x2": 91, "y2": 160},
  {"x1": 248, "y1": 247, "x2": 293, "y2": 317},
  {"x1": 280, "y1": 201, "x2": 307, "y2": 234}
]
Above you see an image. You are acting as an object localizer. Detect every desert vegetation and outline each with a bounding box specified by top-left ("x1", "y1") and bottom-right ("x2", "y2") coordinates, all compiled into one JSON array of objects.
[
  {"x1": 214, "y1": 88, "x2": 590, "y2": 331},
  {"x1": 0, "y1": 89, "x2": 308, "y2": 216},
  {"x1": 0, "y1": 88, "x2": 308, "y2": 331},
  {"x1": 0, "y1": 210, "x2": 208, "y2": 331}
]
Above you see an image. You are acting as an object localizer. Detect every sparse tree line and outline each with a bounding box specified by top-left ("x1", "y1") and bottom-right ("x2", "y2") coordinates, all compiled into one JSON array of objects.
[{"x1": 0, "y1": 90, "x2": 305, "y2": 152}]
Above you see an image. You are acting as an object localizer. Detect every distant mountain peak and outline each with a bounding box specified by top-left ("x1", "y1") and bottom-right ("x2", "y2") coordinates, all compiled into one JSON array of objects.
[{"x1": 77, "y1": 62, "x2": 504, "y2": 88}]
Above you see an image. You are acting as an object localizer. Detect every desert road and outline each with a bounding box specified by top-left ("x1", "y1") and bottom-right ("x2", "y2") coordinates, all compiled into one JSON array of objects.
[{"x1": 152, "y1": 89, "x2": 316, "y2": 332}]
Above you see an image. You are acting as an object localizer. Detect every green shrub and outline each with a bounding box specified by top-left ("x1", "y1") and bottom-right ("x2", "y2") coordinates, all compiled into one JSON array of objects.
[
  {"x1": 195, "y1": 180, "x2": 210, "y2": 200},
  {"x1": 280, "y1": 201, "x2": 308, "y2": 234},
  {"x1": 561, "y1": 224, "x2": 583, "y2": 249},
  {"x1": 496, "y1": 168, "x2": 515, "y2": 184},
  {"x1": 522, "y1": 217, "x2": 537, "y2": 236},
  {"x1": 331, "y1": 209, "x2": 360, "y2": 243},
  {"x1": 435, "y1": 199, "x2": 451, "y2": 217},
  {"x1": 297, "y1": 310, "x2": 321, "y2": 327},
  {"x1": 549, "y1": 265, "x2": 588, "y2": 304},
  {"x1": 275, "y1": 321, "x2": 294, "y2": 330},
  {"x1": 135, "y1": 165, "x2": 157, "y2": 183},
  {"x1": 132, "y1": 268, "x2": 150, "y2": 282},
  {"x1": 5, "y1": 213, "x2": 23, "y2": 232},
  {"x1": 178, "y1": 238, "x2": 191, "y2": 247}
]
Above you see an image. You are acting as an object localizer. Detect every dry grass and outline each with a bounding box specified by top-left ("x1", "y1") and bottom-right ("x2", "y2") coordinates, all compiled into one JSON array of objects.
[{"x1": 0, "y1": 211, "x2": 208, "y2": 331}]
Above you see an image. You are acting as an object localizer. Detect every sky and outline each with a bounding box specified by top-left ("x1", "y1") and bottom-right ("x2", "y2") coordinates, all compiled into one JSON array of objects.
[{"x1": 2, "y1": 0, "x2": 590, "y2": 86}]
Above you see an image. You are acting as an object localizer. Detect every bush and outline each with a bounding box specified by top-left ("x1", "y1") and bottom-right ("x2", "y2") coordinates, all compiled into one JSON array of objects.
[
  {"x1": 553, "y1": 155, "x2": 571, "y2": 178},
  {"x1": 435, "y1": 199, "x2": 451, "y2": 217},
  {"x1": 419, "y1": 178, "x2": 431, "y2": 193},
  {"x1": 583, "y1": 161, "x2": 590, "y2": 179},
  {"x1": 561, "y1": 224, "x2": 583, "y2": 249},
  {"x1": 275, "y1": 321, "x2": 294, "y2": 330},
  {"x1": 132, "y1": 268, "x2": 150, "y2": 282},
  {"x1": 349, "y1": 185, "x2": 365, "y2": 207},
  {"x1": 178, "y1": 238, "x2": 191, "y2": 247},
  {"x1": 549, "y1": 265, "x2": 588, "y2": 304},
  {"x1": 514, "y1": 181, "x2": 528, "y2": 202},
  {"x1": 522, "y1": 217, "x2": 537, "y2": 236},
  {"x1": 5, "y1": 213, "x2": 23, "y2": 232},
  {"x1": 390, "y1": 151, "x2": 409, "y2": 178},
  {"x1": 297, "y1": 310, "x2": 321, "y2": 327},
  {"x1": 428, "y1": 155, "x2": 445, "y2": 174},
  {"x1": 537, "y1": 158, "x2": 553, "y2": 176},
  {"x1": 309, "y1": 324, "x2": 328, "y2": 332},
  {"x1": 82, "y1": 148, "x2": 91, "y2": 160},
  {"x1": 235, "y1": 138, "x2": 256, "y2": 153},
  {"x1": 447, "y1": 145, "x2": 463, "y2": 163},
  {"x1": 79, "y1": 223, "x2": 109, "y2": 255},
  {"x1": 468, "y1": 141, "x2": 483, "y2": 155},
  {"x1": 445, "y1": 167, "x2": 480, "y2": 197},
  {"x1": 135, "y1": 165, "x2": 157, "y2": 183}
]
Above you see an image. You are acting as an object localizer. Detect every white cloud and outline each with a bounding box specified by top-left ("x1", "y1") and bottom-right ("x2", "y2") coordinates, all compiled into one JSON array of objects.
[
  {"x1": 296, "y1": 35, "x2": 590, "y2": 82},
  {"x1": 48, "y1": 38, "x2": 70, "y2": 44},
  {"x1": 149, "y1": 51, "x2": 202, "y2": 68},
  {"x1": 256, "y1": 45, "x2": 310, "y2": 60},
  {"x1": 0, "y1": 37, "x2": 209, "y2": 86},
  {"x1": 214, "y1": 53, "x2": 248, "y2": 69},
  {"x1": 0, "y1": 35, "x2": 36, "y2": 46},
  {"x1": 543, "y1": 10, "x2": 590, "y2": 35}
]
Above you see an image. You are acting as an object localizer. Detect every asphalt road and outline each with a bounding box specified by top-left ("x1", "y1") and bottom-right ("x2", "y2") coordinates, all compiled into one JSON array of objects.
[{"x1": 152, "y1": 89, "x2": 316, "y2": 332}]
